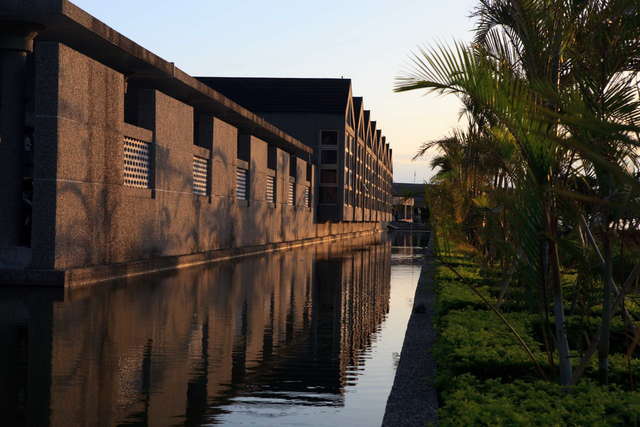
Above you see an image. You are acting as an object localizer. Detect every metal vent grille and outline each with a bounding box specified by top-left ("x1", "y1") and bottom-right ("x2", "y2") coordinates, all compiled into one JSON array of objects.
[
  {"x1": 288, "y1": 181, "x2": 296, "y2": 206},
  {"x1": 236, "y1": 167, "x2": 248, "y2": 200},
  {"x1": 124, "y1": 137, "x2": 151, "y2": 188},
  {"x1": 266, "y1": 175, "x2": 276, "y2": 203},
  {"x1": 304, "y1": 187, "x2": 311, "y2": 208},
  {"x1": 193, "y1": 156, "x2": 209, "y2": 196}
]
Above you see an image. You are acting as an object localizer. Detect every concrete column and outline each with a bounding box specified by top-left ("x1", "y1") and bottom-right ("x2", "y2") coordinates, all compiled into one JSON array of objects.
[{"x1": 0, "y1": 22, "x2": 40, "y2": 248}]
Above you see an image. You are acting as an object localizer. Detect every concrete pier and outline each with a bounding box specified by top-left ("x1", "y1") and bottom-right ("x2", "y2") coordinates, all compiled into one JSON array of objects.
[{"x1": 0, "y1": 23, "x2": 40, "y2": 252}]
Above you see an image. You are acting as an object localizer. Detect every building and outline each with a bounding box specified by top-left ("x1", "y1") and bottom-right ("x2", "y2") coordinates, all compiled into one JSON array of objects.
[
  {"x1": 0, "y1": 1, "x2": 392, "y2": 287},
  {"x1": 392, "y1": 183, "x2": 429, "y2": 224},
  {"x1": 393, "y1": 196, "x2": 416, "y2": 222},
  {"x1": 196, "y1": 78, "x2": 394, "y2": 223}
]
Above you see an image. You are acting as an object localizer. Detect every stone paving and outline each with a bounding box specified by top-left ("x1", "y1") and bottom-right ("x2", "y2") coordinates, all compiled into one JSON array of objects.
[{"x1": 382, "y1": 233, "x2": 438, "y2": 426}]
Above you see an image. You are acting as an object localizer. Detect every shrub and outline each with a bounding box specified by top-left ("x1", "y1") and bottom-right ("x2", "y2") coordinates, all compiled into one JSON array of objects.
[
  {"x1": 436, "y1": 276, "x2": 492, "y2": 314},
  {"x1": 439, "y1": 374, "x2": 640, "y2": 426},
  {"x1": 435, "y1": 309, "x2": 542, "y2": 382},
  {"x1": 586, "y1": 353, "x2": 640, "y2": 389}
]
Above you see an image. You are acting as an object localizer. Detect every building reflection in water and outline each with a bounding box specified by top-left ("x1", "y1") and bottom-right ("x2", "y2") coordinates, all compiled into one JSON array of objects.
[
  {"x1": 0, "y1": 235, "x2": 391, "y2": 426},
  {"x1": 390, "y1": 231, "x2": 430, "y2": 263}
]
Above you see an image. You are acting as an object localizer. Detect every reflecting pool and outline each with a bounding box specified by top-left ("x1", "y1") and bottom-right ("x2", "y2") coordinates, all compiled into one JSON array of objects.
[{"x1": 0, "y1": 232, "x2": 425, "y2": 426}]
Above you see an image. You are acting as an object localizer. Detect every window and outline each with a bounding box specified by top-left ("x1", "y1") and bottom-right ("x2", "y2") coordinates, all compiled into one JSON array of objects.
[
  {"x1": 306, "y1": 163, "x2": 312, "y2": 181},
  {"x1": 266, "y1": 175, "x2": 276, "y2": 204},
  {"x1": 124, "y1": 136, "x2": 152, "y2": 189},
  {"x1": 320, "y1": 169, "x2": 337, "y2": 184},
  {"x1": 288, "y1": 181, "x2": 296, "y2": 206},
  {"x1": 193, "y1": 112, "x2": 212, "y2": 149},
  {"x1": 192, "y1": 155, "x2": 209, "y2": 196},
  {"x1": 321, "y1": 130, "x2": 338, "y2": 146},
  {"x1": 289, "y1": 154, "x2": 297, "y2": 177},
  {"x1": 319, "y1": 187, "x2": 338, "y2": 204},
  {"x1": 124, "y1": 86, "x2": 153, "y2": 130},
  {"x1": 321, "y1": 150, "x2": 337, "y2": 165},
  {"x1": 267, "y1": 145, "x2": 277, "y2": 170},
  {"x1": 237, "y1": 134, "x2": 250, "y2": 162},
  {"x1": 236, "y1": 167, "x2": 249, "y2": 200}
]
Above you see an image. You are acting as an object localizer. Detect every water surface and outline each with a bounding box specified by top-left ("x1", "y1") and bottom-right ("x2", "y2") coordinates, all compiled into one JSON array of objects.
[{"x1": 0, "y1": 232, "x2": 424, "y2": 426}]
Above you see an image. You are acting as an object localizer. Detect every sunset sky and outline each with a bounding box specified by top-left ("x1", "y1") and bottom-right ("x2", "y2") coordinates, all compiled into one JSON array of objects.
[{"x1": 74, "y1": 0, "x2": 478, "y2": 183}]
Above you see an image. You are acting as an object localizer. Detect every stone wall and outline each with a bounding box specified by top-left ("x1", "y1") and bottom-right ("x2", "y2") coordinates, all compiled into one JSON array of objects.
[{"x1": 30, "y1": 42, "x2": 382, "y2": 275}]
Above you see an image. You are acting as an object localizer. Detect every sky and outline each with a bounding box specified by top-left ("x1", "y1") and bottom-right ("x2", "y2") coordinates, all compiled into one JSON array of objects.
[{"x1": 73, "y1": 0, "x2": 478, "y2": 184}]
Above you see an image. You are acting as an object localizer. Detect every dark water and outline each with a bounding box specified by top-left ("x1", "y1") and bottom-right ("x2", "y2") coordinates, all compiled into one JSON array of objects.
[{"x1": 0, "y1": 232, "x2": 424, "y2": 427}]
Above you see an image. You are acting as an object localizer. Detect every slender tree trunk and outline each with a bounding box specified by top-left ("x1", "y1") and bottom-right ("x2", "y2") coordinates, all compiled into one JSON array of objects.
[
  {"x1": 548, "y1": 208, "x2": 572, "y2": 385},
  {"x1": 540, "y1": 239, "x2": 555, "y2": 368},
  {"x1": 598, "y1": 230, "x2": 613, "y2": 384}
]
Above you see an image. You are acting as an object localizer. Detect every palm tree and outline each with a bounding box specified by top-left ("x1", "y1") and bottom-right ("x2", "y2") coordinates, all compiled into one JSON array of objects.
[{"x1": 397, "y1": 0, "x2": 640, "y2": 385}]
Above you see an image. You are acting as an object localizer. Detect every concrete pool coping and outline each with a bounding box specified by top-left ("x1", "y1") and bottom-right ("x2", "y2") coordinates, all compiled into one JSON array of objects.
[
  {"x1": 382, "y1": 231, "x2": 438, "y2": 426},
  {"x1": 0, "y1": 230, "x2": 382, "y2": 288}
]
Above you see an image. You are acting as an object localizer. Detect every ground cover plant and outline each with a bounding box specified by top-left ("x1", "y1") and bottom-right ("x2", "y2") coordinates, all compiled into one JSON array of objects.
[{"x1": 433, "y1": 243, "x2": 640, "y2": 425}]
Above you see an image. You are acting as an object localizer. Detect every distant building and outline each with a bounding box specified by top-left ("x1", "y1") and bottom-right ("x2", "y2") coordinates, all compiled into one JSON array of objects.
[
  {"x1": 393, "y1": 197, "x2": 416, "y2": 222},
  {"x1": 0, "y1": 1, "x2": 392, "y2": 286},
  {"x1": 392, "y1": 183, "x2": 429, "y2": 223},
  {"x1": 196, "y1": 78, "x2": 393, "y2": 223}
]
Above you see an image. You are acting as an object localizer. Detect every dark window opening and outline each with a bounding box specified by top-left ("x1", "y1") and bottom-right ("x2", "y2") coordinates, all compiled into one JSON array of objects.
[
  {"x1": 193, "y1": 112, "x2": 212, "y2": 149},
  {"x1": 237, "y1": 134, "x2": 250, "y2": 161},
  {"x1": 319, "y1": 187, "x2": 338, "y2": 204},
  {"x1": 267, "y1": 145, "x2": 277, "y2": 170},
  {"x1": 320, "y1": 169, "x2": 337, "y2": 184},
  {"x1": 124, "y1": 84, "x2": 154, "y2": 130},
  {"x1": 289, "y1": 154, "x2": 296, "y2": 178},
  {"x1": 321, "y1": 131, "x2": 338, "y2": 146},
  {"x1": 306, "y1": 163, "x2": 312, "y2": 181},
  {"x1": 321, "y1": 150, "x2": 337, "y2": 165}
]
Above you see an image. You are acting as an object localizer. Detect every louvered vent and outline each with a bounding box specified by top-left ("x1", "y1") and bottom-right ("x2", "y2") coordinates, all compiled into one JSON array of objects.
[
  {"x1": 236, "y1": 167, "x2": 249, "y2": 200},
  {"x1": 266, "y1": 175, "x2": 276, "y2": 203},
  {"x1": 193, "y1": 156, "x2": 208, "y2": 196},
  {"x1": 304, "y1": 187, "x2": 311, "y2": 208},
  {"x1": 288, "y1": 181, "x2": 296, "y2": 206},
  {"x1": 124, "y1": 136, "x2": 151, "y2": 189}
]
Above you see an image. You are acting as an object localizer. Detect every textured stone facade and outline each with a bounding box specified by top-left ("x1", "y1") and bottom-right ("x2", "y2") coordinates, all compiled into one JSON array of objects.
[{"x1": 0, "y1": 1, "x2": 389, "y2": 286}]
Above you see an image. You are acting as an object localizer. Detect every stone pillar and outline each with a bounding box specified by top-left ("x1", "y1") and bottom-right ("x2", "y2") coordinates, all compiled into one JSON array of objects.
[{"x1": 0, "y1": 22, "x2": 40, "y2": 248}]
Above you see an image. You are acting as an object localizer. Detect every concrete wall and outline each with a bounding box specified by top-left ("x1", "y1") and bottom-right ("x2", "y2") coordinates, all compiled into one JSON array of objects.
[
  {"x1": 33, "y1": 41, "x2": 125, "y2": 270},
  {"x1": 30, "y1": 43, "x2": 381, "y2": 274}
]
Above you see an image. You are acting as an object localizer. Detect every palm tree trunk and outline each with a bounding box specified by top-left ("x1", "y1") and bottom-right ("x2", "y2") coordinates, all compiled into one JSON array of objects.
[
  {"x1": 598, "y1": 230, "x2": 613, "y2": 384},
  {"x1": 548, "y1": 208, "x2": 572, "y2": 385}
]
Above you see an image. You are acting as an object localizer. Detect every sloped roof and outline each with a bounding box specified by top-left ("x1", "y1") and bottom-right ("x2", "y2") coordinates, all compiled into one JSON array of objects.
[
  {"x1": 393, "y1": 183, "x2": 429, "y2": 201},
  {"x1": 196, "y1": 77, "x2": 352, "y2": 114},
  {"x1": 353, "y1": 97, "x2": 363, "y2": 123},
  {"x1": 363, "y1": 111, "x2": 372, "y2": 140}
]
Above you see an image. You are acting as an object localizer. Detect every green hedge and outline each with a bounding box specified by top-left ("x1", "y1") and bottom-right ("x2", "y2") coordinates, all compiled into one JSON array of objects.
[
  {"x1": 439, "y1": 374, "x2": 640, "y2": 426},
  {"x1": 435, "y1": 308, "x2": 542, "y2": 382},
  {"x1": 435, "y1": 271, "x2": 493, "y2": 314},
  {"x1": 433, "y1": 248, "x2": 640, "y2": 425}
]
